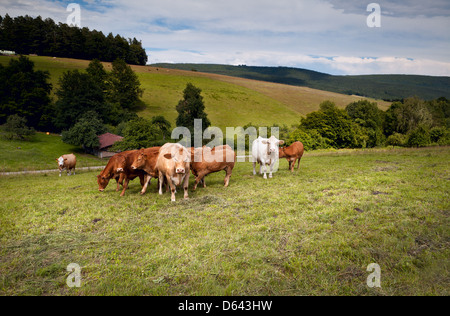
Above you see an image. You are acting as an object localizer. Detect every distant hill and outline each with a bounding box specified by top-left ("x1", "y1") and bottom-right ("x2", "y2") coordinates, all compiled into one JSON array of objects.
[{"x1": 151, "y1": 63, "x2": 450, "y2": 101}]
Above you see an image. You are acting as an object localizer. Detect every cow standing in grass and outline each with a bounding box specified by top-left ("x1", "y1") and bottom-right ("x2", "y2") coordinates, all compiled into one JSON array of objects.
[
  {"x1": 56, "y1": 154, "x2": 76, "y2": 177},
  {"x1": 279, "y1": 141, "x2": 304, "y2": 172},
  {"x1": 97, "y1": 150, "x2": 146, "y2": 196},
  {"x1": 190, "y1": 145, "x2": 236, "y2": 190},
  {"x1": 156, "y1": 143, "x2": 190, "y2": 202},
  {"x1": 252, "y1": 136, "x2": 285, "y2": 179},
  {"x1": 130, "y1": 147, "x2": 161, "y2": 195}
]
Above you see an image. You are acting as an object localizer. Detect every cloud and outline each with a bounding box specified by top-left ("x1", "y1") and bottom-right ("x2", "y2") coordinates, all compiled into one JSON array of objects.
[{"x1": 1, "y1": 0, "x2": 449, "y2": 76}]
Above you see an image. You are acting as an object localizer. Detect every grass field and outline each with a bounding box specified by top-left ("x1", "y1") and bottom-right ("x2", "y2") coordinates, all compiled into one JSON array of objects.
[
  {"x1": 0, "y1": 56, "x2": 391, "y2": 130},
  {"x1": 0, "y1": 146, "x2": 448, "y2": 296},
  {"x1": 0, "y1": 132, "x2": 106, "y2": 173}
]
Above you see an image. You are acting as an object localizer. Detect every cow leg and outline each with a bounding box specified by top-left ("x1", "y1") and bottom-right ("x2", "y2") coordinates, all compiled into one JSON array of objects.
[
  {"x1": 141, "y1": 175, "x2": 152, "y2": 195},
  {"x1": 165, "y1": 175, "x2": 176, "y2": 202},
  {"x1": 120, "y1": 177, "x2": 130, "y2": 197},
  {"x1": 269, "y1": 163, "x2": 274, "y2": 178},
  {"x1": 73, "y1": 168, "x2": 76, "y2": 176},
  {"x1": 224, "y1": 167, "x2": 232, "y2": 187},
  {"x1": 158, "y1": 173, "x2": 165, "y2": 195},
  {"x1": 297, "y1": 157, "x2": 302, "y2": 170},
  {"x1": 193, "y1": 171, "x2": 207, "y2": 190},
  {"x1": 183, "y1": 172, "x2": 190, "y2": 200},
  {"x1": 253, "y1": 162, "x2": 257, "y2": 175},
  {"x1": 263, "y1": 164, "x2": 268, "y2": 179}
]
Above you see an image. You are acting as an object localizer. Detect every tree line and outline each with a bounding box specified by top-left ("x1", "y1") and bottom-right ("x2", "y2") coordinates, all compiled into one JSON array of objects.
[
  {"x1": 0, "y1": 15, "x2": 147, "y2": 65},
  {"x1": 277, "y1": 97, "x2": 450, "y2": 150},
  {"x1": 1, "y1": 55, "x2": 448, "y2": 151}
]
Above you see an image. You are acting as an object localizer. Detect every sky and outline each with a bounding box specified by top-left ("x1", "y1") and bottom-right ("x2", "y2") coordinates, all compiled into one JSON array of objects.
[{"x1": 1, "y1": 0, "x2": 450, "y2": 76}]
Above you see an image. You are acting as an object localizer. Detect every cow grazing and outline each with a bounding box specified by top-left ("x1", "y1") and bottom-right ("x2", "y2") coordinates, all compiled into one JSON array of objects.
[
  {"x1": 97, "y1": 150, "x2": 146, "y2": 196},
  {"x1": 130, "y1": 147, "x2": 161, "y2": 195},
  {"x1": 190, "y1": 145, "x2": 236, "y2": 190},
  {"x1": 252, "y1": 136, "x2": 285, "y2": 179},
  {"x1": 279, "y1": 141, "x2": 304, "y2": 172},
  {"x1": 56, "y1": 154, "x2": 76, "y2": 177},
  {"x1": 156, "y1": 143, "x2": 190, "y2": 202}
]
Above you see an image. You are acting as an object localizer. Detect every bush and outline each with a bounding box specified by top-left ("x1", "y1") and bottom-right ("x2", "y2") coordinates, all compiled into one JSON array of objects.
[
  {"x1": 1, "y1": 114, "x2": 35, "y2": 140},
  {"x1": 288, "y1": 128, "x2": 331, "y2": 151},
  {"x1": 386, "y1": 133, "x2": 407, "y2": 147},
  {"x1": 406, "y1": 125, "x2": 431, "y2": 148}
]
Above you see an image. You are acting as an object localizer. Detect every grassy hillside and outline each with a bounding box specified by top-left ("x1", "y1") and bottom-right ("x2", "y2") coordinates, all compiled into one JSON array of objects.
[
  {"x1": 0, "y1": 132, "x2": 106, "y2": 172},
  {"x1": 152, "y1": 63, "x2": 450, "y2": 101},
  {"x1": 0, "y1": 56, "x2": 391, "y2": 130},
  {"x1": 0, "y1": 146, "x2": 448, "y2": 295}
]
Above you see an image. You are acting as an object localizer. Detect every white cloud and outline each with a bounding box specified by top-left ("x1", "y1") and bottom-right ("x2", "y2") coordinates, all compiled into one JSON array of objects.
[{"x1": 1, "y1": 0, "x2": 449, "y2": 76}]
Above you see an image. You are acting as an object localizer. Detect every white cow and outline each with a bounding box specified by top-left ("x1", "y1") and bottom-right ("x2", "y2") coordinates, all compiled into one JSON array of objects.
[{"x1": 252, "y1": 136, "x2": 285, "y2": 179}]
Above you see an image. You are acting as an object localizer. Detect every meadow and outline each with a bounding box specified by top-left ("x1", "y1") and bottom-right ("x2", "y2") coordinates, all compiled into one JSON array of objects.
[{"x1": 0, "y1": 146, "x2": 448, "y2": 296}]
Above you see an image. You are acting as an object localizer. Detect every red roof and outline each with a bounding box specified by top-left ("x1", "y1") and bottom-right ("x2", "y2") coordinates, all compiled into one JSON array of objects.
[{"x1": 98, "y1": 133, "x2": 124, "y2": 149}]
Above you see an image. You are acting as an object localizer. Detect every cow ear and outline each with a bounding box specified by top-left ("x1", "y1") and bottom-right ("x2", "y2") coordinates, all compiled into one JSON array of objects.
[
  {"x1": 261, "y1": 140, "x2": 268, "y2": 144},
  {"x1": 279, "y1": 140, "x2": 285, "y2": 146},
  {"x1": 164, "y1": 153, "x2": 172, "y2": 159},
  {"x1": 64, "y1": 158, "x2": 68, "y2": 161}
]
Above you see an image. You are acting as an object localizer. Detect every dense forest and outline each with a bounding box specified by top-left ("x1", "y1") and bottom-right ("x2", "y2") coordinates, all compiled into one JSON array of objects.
[{"x1": 0, "y1": 15, "x2": 147, "y2": 65}]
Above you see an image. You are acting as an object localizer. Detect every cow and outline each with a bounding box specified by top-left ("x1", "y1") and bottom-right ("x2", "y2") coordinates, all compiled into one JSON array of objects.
[
  {"x1": 130, "y1": 147, "x2": 161, "y2": 195},
  {"x1": 97, "y1": 150, "x2": 146, "y2": 196},
  {"x1": 156, "y1": 143, "x2": 190, "y2": 202},
  {"x1": 190, "y1": 145, "x2": 236, "y2": 190},
  {"x1": 279, "y1": 141, "x2": 304, "y2": 172},
  {"x1": 252, "y1": 136, "x2": 285, "y2": 179},
  {"x1": 56, "y1": 154, "x2": 76, "y2": 177}
]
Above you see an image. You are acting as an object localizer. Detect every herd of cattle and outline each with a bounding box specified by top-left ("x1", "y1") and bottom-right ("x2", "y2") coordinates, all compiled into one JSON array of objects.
[{"x1": 56, "y1": 136, "x2": 304, "y2": 202}]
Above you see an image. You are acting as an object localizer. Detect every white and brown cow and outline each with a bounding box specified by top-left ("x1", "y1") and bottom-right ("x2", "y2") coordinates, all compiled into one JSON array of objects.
[
  {"x1": 56, "y1": 153, "x2": 77, "y2": 177},
  {"x1": 156, "y1": 143, "x2": 191, "y2": 202},
  {"x1": 252, "y1": 136, "x2": 284, "y2": 179}
]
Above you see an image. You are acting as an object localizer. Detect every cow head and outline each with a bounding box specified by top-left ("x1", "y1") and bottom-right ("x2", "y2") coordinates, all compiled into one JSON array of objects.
[
  {"x1": 56, "y1": 157, "x2": 66, "y2": 169},
  {"x1": 262, "y1": 136, "x2": 285, "y2": 155},
  {"x1": 164, "y1": 147, "x2": 190, "y2": 174},
  {"x1": 279, "y1": 147, "x2": 286, "y2": 158},
  {"x1": 131, "y1": 152, "x2": 146, "y2": 170},
  {"x1": 97, "y1": 174, "x2": 110, "y2": 192}
]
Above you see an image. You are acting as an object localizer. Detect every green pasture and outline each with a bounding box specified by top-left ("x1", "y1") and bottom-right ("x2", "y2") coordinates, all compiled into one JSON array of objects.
[
  {"x1": 0, "y1": 132, "x2": 106, "y2": 172},
  {"x1": 0, "y1": 146, "x2": 448, "y2": 295}
]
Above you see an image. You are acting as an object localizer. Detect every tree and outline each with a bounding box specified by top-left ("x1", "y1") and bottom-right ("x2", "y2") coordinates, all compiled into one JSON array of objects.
[
  {"x1": 112, "y1": 117, "x2": 163, "y2": 151},
  {"x1": 385, "y1": 97, "x2": 432, "y2": 135},
  {"x1": 61, "y1": 111, "x2": 107, "y2": 150},
  {"x1": 0, "y1": 55, "x2": 52, "y2": 130},
  {"x1": 151, "y1": 115, "x2": 172, "y2": 140},
  {"x1": 54, "y1": 69, "x2": 107, "y2": 130},
  {"x1": 346, "y1": 100, "x2": 385, "y2": 147},
  {"x1": 300, "y1": 101, "x2": 367, "y2": 148},
  {"x1": 1, "y1": 114, "x2": 35, "y2": 140},
  {"x1": 107, "y1": 59, "x2": 143, "y2": 111},
  {"x1": 406, "y1": 125, "x2": 431, "y2": 148},
  {"x1": 176, "y1": 83, "x2": 211, "y2": 143}
]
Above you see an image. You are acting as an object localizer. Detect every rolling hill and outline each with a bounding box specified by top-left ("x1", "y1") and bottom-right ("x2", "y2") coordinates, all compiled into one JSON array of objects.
[
  {"x1": 1, "y1": 56, "x2": 391, "y2": 130},
  {"x1": 151, "y1": 63, "x2": 450, "y2": 101}
]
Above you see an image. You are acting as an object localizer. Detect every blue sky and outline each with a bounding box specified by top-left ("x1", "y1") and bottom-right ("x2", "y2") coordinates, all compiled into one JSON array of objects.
[{"x1": 1, "y1": 0, "x2": 450, "y2": 76}]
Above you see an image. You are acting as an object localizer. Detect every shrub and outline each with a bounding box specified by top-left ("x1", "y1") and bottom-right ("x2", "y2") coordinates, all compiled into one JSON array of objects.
[
  {"x1": 386, "y1": 133, "x2": 407, "y2": 147},
  {"x1": 1, "y1": 114, "x2": 35, "y2": 140},
  {"x1": 406, "y1": 125, "x2": 431, "y2": 148}
]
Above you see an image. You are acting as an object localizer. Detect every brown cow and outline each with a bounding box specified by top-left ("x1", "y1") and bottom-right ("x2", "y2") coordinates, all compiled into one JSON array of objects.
[
  {"x1": 279, "y1": 141, "x2": 304, "y2": 172},
  {"x1": 56, "y1": 154, "x2": 76, "y2": 177},
  {"x1": 97, "y1": 150, "x2": 146, "y2": 196},
  {"x1": 130, "y1": 147, "x2": 161, "y2": 195},
  {"x1": 156, "y1": 143, "x2": 190, "y2": 202},
  {"x1": 190, "y1": 145, "x2": 236, "y2": 190}
]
